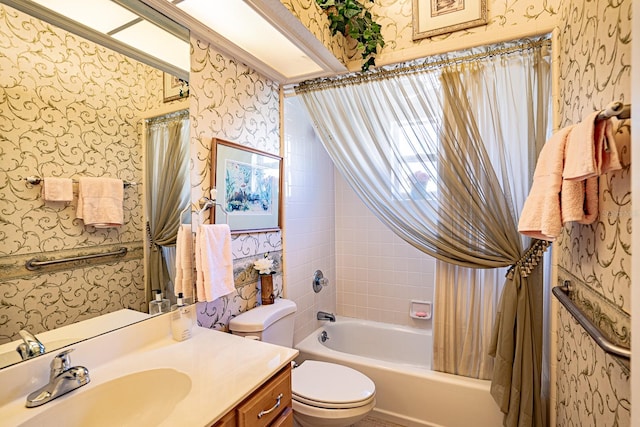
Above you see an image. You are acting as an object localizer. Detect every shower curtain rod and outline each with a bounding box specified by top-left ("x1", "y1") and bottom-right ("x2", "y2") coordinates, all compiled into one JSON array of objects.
[{"x1": 596, "y1": 101, "x2": 631, "y2": 121}]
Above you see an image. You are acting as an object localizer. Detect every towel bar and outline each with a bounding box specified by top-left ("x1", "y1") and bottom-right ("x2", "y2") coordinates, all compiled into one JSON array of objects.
[
  {"x1": 552, "y1": 284, "x2": 630, "y2": 359},
  {"x1": 25, "y1": 176, "x2": 135, "y2": 188},
  {"x1": 25, "y1": 247, "x2": 128, "y2": 271}
]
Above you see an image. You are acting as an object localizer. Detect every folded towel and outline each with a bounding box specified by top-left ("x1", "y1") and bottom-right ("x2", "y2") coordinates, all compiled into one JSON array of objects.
[
  {"x1": 518, "y1": 126, "x2": 574, "y2": 241},
  {"x1": 563, "y1": 112, "x2": 622, "y2": 180},
  {"x1": 175, "y1": 224, "x2": 194, "y2": 298},
  {"x1": 76, "y1": 177, "x2": 124, "y2": 228},
  {"x1": 560, "y1": 177, "x2": 599, "y2": 224},
  {"x1": 42, "y1": 177, "x2": 73, "y2": 202},
  {"x1": 195, "y1": 224, "x2": 235, "y2": 302}
]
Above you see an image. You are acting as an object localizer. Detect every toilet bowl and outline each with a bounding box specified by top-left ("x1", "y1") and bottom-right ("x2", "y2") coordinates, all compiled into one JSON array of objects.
[
  {"x1": 229, "y1": 299, "x2": 376, "y2": 427},
  {"x1": 292, "y1": 360, "x2": 376, "y2": 427}
]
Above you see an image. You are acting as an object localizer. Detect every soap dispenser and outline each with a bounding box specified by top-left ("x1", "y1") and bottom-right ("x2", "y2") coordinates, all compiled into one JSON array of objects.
[
  {"x1": 170, "y1": 292, "x2": 194, "y2": 341},
  {"x1": 149, "y1": 289, "x2": 170, "y2": 315}
]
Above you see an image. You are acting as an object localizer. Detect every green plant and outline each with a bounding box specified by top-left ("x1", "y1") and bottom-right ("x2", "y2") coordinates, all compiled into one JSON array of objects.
[{"x1": 316, "y1": 0, "x2": 385, "y2": 72}]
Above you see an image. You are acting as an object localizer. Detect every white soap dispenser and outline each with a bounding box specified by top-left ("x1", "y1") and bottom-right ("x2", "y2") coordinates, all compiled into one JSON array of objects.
[
  {"x1": 170, "y1": 292, "x2": 194, "y2": 341},
  {"x1": 149, "y1": 289, "x2": 170, "y2": 315}
]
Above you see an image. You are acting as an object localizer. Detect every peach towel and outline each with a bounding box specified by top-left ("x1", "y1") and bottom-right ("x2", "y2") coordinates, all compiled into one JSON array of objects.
[
  {"x1": 175, "y1": 224, "x2": 194, "y2": 299},
  {"x1": 42, "y1": 177, "x2": 73, "y2": 202},
  {"x1": 518, "y1": 126, "x2": 574, "y2": 241},
  {"x1": 76, "y1": 177, "x2": 124, "y2": 228},
  {"x1": 195, "y1": 224, "x2": 235, "y2": 302},
  {"x1": 563, "y1": 111, "x2": 621, "y2": 180}
]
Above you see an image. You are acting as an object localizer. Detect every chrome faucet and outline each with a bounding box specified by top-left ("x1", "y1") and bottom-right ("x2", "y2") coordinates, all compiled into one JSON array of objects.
[
  {"x1": 25, "y1": 349, "x2": 90, "y2": 408},
  {"x1": 317, "y1": 311, "x2": 336, "y2": 322},
  {"x1": 16, "y1": 329, "x2": 45, "y2": 360}
]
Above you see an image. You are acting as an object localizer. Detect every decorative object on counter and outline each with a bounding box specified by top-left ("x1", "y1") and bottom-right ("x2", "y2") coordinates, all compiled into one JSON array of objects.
[
  {"x1": 412, "y1": 0, "x2": 488, "y2": 40},
  {"x1": 315, "y1": 0, "x2": 385, "y2": 72},
  {"x1": 254, "y1": 254, "x2": 275, "y2": 305},
  {"x1": 149, "y1": 290, "x2": 170, "y2": 315},
  {"x1": 170, "y1": 293, "x2": 194, "y2": 342},
  {"x1": 212, "y1": 138, "x2": 282, "y2": 233}
]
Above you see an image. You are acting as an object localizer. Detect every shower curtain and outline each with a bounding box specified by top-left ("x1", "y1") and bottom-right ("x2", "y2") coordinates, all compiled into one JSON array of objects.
[
  {"x1": 296, "y1": 37, "x2": 551, "y2": 427},
  {"x1": 145, "y1": 110, "x2": 190, "y2": 303}
]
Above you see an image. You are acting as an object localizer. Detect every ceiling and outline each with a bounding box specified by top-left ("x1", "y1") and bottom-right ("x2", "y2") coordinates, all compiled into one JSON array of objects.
[
  {"x1": 4, "y1": 0, "x2": 346, "y2": 84},
  {"x1": 143, "y1": 0, "x2": 346, "y2": 83}
]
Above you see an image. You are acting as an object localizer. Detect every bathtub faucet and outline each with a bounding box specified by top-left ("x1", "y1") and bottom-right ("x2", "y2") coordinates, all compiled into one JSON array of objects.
[{"x1": 317, "y1": 311, "x2": 336, "y2": 322}]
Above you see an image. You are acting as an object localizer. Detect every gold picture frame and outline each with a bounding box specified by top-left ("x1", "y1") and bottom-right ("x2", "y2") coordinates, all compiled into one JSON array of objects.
[
  {"x1": 162, "y1": 72, "x2": 189, "y2": 102},
  {"x1": 412, "y1": 0, "x2": 488, "y2": 40},
  {"x1": 211, "y1": 139, "x2": 282, "y2": 233}
]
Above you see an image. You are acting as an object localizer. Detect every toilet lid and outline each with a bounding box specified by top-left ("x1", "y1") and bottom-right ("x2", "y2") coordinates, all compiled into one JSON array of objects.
[{"x1": 292, "y1": 361, "x2": 375, "y2": 409}]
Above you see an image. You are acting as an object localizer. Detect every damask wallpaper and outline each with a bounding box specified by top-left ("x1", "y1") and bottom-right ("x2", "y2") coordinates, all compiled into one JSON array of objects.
[
  {"x1": 188, "y1": 35, "x2": 284, "y2": 331},
  {"x1": 283, "y1": 0, "x2": 560, "y2": 69},
  {"x1": 0, "y1": 4, "x2": 166, "y2": 343},
  {"x1": 555, "y1": 0, "x2": 631, "y2": 425}
]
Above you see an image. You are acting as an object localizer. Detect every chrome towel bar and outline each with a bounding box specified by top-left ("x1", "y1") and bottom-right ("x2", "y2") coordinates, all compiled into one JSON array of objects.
[
  {"x1": 25, "y1": 247, "x2": 128, "y2": 271},
  {"x1": 552, "y1": 284, "x2": 630, "y2": 359}
]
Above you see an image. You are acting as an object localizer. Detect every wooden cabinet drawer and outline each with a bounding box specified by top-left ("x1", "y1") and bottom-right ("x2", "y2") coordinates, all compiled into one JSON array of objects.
[
  {"x1": 237, "y1": 366, "x2": 292, "y2": 427},
  {"x1": 271, "y1": 406, "x2": 293, "y2": 427}
]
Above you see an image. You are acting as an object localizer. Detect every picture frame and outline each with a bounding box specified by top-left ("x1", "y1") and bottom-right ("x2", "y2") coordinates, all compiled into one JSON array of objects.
[
  {"x1": 412, "y1": 0, "x2": 488, "y2": 40},
  {"x1": 211, "y1": 139, "x2": 282, "y2": 233},
  {"x1": 162, "y1": 72, "x2": 189, "y2": 102}
]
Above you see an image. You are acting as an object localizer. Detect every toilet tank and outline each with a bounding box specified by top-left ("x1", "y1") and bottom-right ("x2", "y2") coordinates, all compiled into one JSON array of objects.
[{"x1": 229, "y1": 299, "x2": 297, "y2": 347}]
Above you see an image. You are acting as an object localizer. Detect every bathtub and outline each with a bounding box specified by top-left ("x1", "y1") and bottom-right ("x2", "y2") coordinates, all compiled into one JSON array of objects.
[{"x1": 294, "y1": 317, "x2": 503, "y2": 427}]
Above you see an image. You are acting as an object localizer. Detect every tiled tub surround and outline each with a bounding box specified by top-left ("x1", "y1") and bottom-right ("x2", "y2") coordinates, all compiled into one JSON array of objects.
[{"x1": 0, "y1": 316, "x2": 297, "y2": 426}]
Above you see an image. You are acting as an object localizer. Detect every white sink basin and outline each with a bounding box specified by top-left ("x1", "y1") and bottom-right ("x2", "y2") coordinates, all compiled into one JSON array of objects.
[{"x1": 18, "y1": 368, "x2": 192, "y2": 427}]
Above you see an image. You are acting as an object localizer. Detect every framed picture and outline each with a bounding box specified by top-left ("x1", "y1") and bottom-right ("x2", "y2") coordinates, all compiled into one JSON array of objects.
[
  {"x1": 163, "y1": 72, "x2": 189, "y2": 102},
  {"x1": 212, "y1": 139, "x2": 282, "y2": 233},
  {"x1": 412, "y1": 0, "x2": 488, "y2": 40}
]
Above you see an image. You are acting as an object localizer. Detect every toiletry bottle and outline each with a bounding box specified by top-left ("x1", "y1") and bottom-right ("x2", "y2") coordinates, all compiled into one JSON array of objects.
[
  {"x1": 149, "y1": 290, "x2": 170, "y2": 315},
  {"x1": 171, "y1": 293, "x2": 194, "y2": 341}
]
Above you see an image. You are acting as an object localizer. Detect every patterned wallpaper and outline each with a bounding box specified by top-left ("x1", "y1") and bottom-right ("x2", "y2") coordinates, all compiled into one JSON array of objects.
[
  {"x1": 282, "y1": 0, "x2": 560, "y2": 69},
  {"x1": 188, "y1": 35, "x2": 283, "y2": 331},
  {"x1": 0, "y1": 4, "x2": 168, "y2": 343},
  {"x1": 555, "y1": 0, "x2": 631, "y2": 425}
]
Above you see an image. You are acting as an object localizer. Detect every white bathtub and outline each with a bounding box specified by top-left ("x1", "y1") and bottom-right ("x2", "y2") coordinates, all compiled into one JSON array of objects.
[{"x1": 295, "y1": 317, "x2": 503, "y2": 427}]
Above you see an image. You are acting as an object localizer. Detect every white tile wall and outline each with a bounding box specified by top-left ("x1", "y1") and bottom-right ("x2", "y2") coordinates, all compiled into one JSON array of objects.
[
  {"x1": 283, "y1": 97, "x2": 337, "y2": 345},
  {"x1": 335, "y1": 174, "x2": 435, "y2": 328}
]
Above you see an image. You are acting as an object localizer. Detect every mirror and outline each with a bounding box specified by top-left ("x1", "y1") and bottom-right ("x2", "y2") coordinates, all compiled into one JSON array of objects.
[{"x1": 0, "y1": 0, "x2": 190, "y2": 368}]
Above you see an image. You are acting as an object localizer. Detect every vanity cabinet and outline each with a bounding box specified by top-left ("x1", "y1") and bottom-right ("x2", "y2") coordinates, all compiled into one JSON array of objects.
[{"x1": 211, "y1": 364, "x2": 293, "y2": 427}]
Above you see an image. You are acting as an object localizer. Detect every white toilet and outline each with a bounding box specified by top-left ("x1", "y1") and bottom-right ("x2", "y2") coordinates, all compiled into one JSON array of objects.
[{"x1": 229, "y1": 299, "x2": 376, "y2": 427}]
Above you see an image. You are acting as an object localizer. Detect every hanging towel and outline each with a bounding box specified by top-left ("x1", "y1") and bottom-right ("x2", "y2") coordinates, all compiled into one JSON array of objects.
[
  {"x1": 518, "y1": 126, "x2": 574, "y2": 241},
  {"x1": 42, "y1": 177, "x2": 73, "y2": 202},
  {"x1": 76, "y1": 177, "x2": 124, "y2": 228},
  {"x1": 195, "y1": 224, "x2": 235, "y2": 302},
  {"x1": 560, "y1": 178, "x2": 599, "y2": 225},
  {"x1": 175, "y1": 224, "x2": 194, "y2": 299},
  {"x1": 563, "y1": 111, "x2": 622, "y2": 180}
]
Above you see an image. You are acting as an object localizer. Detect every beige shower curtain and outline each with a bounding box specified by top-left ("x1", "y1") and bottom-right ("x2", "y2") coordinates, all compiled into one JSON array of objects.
[
  {"x1": 145, "y1": 110, "x2": 190, "y2": 303},
  {"x1": 297, "y1": 37, "x2": 551, "y2": 427}
]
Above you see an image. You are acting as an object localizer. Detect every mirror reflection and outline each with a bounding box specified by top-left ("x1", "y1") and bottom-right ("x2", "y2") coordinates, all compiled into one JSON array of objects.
[{"x1": 0, "y1": 0, "x2": 191, "y2": 369}]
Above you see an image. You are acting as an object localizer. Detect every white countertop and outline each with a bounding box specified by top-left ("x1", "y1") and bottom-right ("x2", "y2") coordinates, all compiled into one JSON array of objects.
[{"x1": 0, "y1": 313, "x2": 298, "y2": 427}]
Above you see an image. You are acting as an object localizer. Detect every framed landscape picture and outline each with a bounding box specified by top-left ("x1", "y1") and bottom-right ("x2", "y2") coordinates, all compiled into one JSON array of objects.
[
  {"x1": 412, "y1": 0, "x2": 488, "y2": 40},
  {"x1": 163, "y1": 72, "x2": 189, "y2": 102},
  {"x1": 212, "y1": 139, "x2": 282, "y2": 233}
]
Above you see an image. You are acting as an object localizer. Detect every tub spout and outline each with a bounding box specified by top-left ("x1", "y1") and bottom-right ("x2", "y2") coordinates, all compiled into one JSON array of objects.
[{"x1": 317, "y1": 311, "x2": 335, "y2": 322}]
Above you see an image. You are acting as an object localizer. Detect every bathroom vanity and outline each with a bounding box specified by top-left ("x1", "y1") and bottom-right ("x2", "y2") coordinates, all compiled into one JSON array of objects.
[
  {"x1": 0, "y1": 313, "x2": 298, "y2": 426},
  {"x1": 211, "y1": 365, "x2": 293, "y2": 427}
]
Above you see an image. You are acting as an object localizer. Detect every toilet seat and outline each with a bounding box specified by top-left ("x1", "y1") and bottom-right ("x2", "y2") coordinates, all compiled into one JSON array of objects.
[{"x1": 292, "y1": 361, "x2": 375, "y2": 409}]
